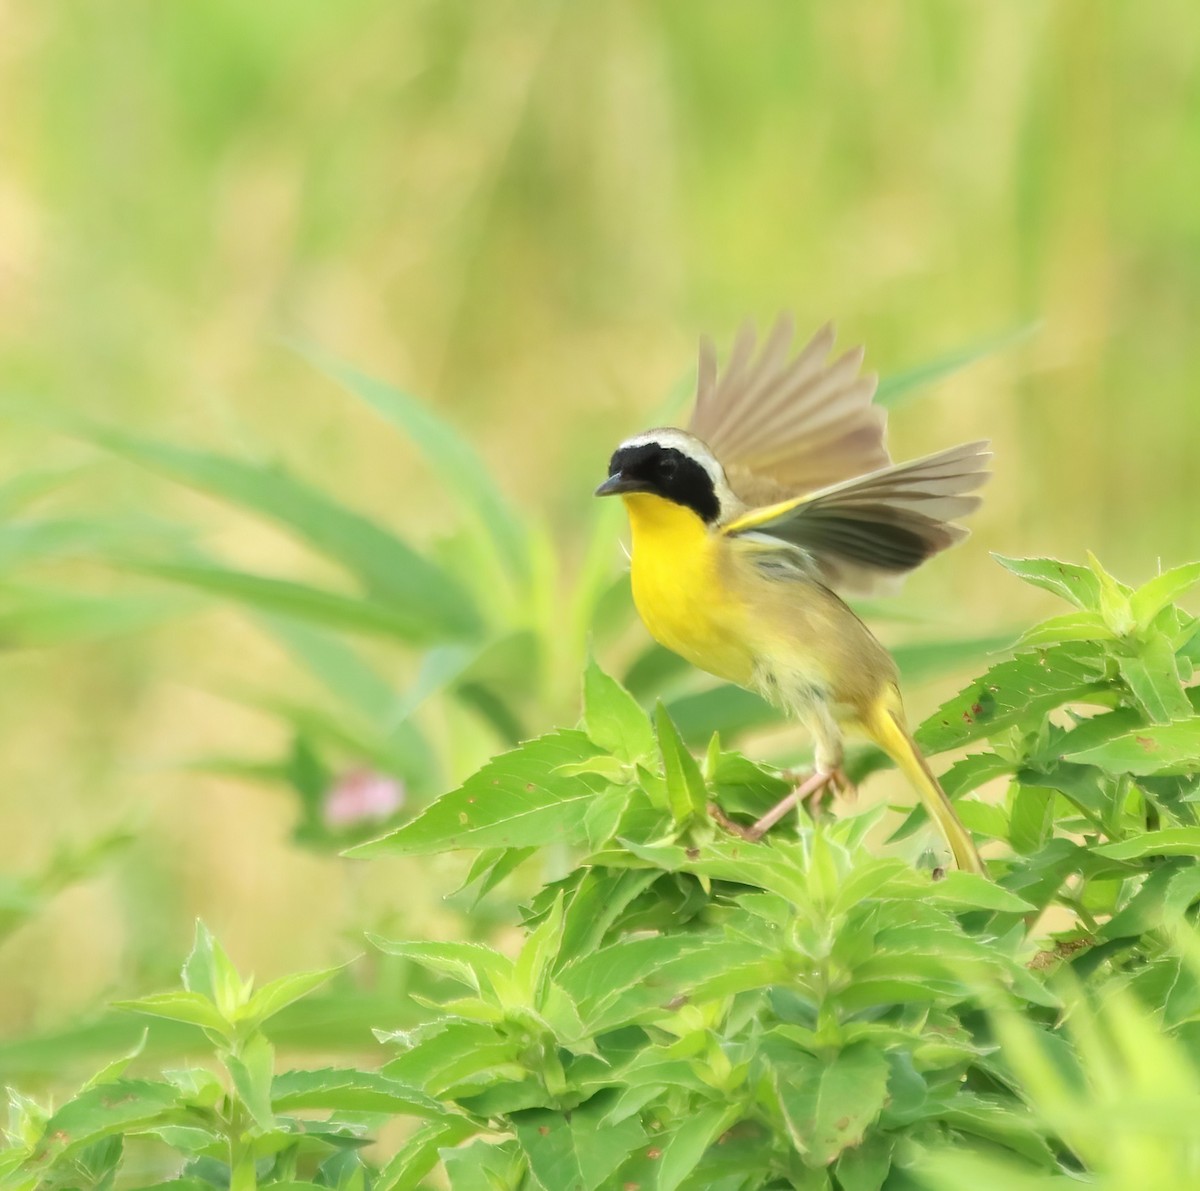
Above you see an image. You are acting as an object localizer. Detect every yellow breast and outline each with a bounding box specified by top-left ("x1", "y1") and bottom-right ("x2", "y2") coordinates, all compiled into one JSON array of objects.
[{"x1": 621, "y1": 492, "x2": 757, "y2": 687}]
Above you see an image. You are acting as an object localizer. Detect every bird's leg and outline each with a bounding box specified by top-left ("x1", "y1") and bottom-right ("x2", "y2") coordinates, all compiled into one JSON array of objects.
[
  {"x1": 751, "y1": 712, "x2": 853, "y2": 839},
  {"x1": 743, "y1": 768, "x2": 837, "y2": 839}
]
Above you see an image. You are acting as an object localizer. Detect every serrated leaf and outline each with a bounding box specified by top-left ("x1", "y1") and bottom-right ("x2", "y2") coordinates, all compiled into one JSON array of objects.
[
  {"x1": 1132, "y1": 562, "x2": 1200, "y2": 631},
  {"x1": 349, "y1": 730, "x2": 607, "y2": 857},
  {"x1": 514, "y1": 1102, "x2": 646, "y2": 1191},
  {"x1": 1117, "y1": 633, "x2": 1193, "y2": 723},
  {"x1": 239, "y1": 965, "x2": 344, "y2": 1029},
  {"x1": 925, "y1": 872, "x2": 1035, "y2": 912},
  {"x1": 368, "y1": 938, "x2": 514, "y2": 997},
  {"x1": 112, "y1": 991, "x2": 229, "y2": 1035},
  {"x1": 583, "y1": 657, "x2": 655, "y2": 763},
  {"x1": 375, "y1": 1118, "x2": 478, "y2": 1191},
  {"x1": 917, "y1": 641, "x2": 1108, "y2": 754},
  {"x1": 227, "y1": 1033, "x2": 275, "y2": 1131},
  {"x1": 769, "y1": 1040, "x2": 890, "y2": 1167},
  {"x1": 834, "y1": 1132, "x2": 894, "y2": 1191},
  {"x1": 656, "y1": 1101, "x2": 740, "y2": 1191},
  {"x1": 993, "y1": 555, "x2": 1104, "y2": 610},
  {"x1": 271, "y1": 1068, "x2": 445, "y2": 1116},
  {"x1": 26, "y1": 1081, "x2": 182, "y2": 1169},
  {"x1": 1012, "y1": 611, "x2": 1114, "y2": 649},
  {"x1": 1066, "y1": 721, "x2": 1200, "y2": 776},
  {"x1": 181, "y1": 921, "x2": 246, "y2": 1018},
  {"x1": 1093, "y1": 829, "x2": 1200, "y2": 860},
  {"x1": 655, "y1": 703, "x2": 708, "y2": 824},
  {"x1": 440, "y1": 1139, "x2": 524, "y2": 1190}
]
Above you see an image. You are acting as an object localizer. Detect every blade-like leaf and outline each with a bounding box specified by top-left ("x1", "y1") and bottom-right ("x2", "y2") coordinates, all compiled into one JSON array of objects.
[
  {"x1": 768, "y1": 1039, "x2": 891, "y2": 1167},
  {"x1": 80, "y1": 425, "x2": 481, "y2": 626},
  {"x1": 294, "y1": 343, "x2": 528, "y2": 581},
  {"x1": 271, "y1": 1068, "x2": 446, "y2": 1116},
  {"x1": 1066, "y1": 722, "x2": 1200, "y2": 777},
  {"x1": 655, "y1": 703, "x2": 708, "y2": 824},
  {"x1": 917, "y1": 641, "x2": 1109, "y2": 754},
  {"x1": 993, "y1": 555, "x2": 1104, "y2": 611},
  {"x1": 348, "y1": 731, "x2": 607, "y2": 857},
  {"x1": 584, "y1": 657, "x2": 655, "y2": 763},
  {"x1": 1131, "y1": 562, "x2": 1200, "y2": 631},
  {"x1": 125, "y1": 560, "x2": 474, "y2": 643},
  {"x1": 875, "y1": 322, "x2": 1037, "y2": 408}
]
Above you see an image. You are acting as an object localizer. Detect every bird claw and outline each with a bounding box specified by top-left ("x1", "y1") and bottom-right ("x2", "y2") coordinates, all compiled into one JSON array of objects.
[{"x1": 711, "y1": 767, "x2": 855, "y2": 843}]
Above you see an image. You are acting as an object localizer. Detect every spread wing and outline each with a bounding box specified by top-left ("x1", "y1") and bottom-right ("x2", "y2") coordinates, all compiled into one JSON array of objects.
[
  {"x1": 720, "y1": 441, "x2": 991, "y2": 596},
  {"x1": 687, "y1": 314, "x2": 890, "y2": 504}
]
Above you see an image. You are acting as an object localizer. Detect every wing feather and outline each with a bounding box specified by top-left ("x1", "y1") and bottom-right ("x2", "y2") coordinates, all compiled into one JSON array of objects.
[
  {"x1": 687, "y1": 314, "x2": 889, "y2": 499},
  {"x1": 722, "y1": 441, "x2": 991, "y2": 595}
]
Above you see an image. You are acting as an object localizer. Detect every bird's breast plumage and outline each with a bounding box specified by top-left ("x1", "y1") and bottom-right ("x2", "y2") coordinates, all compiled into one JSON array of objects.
[{"x1": 620, "y1": 492, "x2": 757, "y2": 688}]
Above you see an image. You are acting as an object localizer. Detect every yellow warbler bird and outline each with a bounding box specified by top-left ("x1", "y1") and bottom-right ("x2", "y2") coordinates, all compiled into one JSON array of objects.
[{"x1": 595, "y1": 315, "x2": 988, "y2": 874}]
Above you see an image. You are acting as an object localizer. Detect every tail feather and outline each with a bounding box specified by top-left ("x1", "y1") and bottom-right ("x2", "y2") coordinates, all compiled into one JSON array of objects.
[{"x1": 866, "y1": 702, "x2": 985, "y2": 876}]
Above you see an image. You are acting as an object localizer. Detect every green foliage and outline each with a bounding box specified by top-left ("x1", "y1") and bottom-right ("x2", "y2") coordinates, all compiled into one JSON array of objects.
[
  {"x1": 1, "y1": 922, "x2": 455, "y2": 1191},
  {"x1": 5, "y1": 553, "x2": 1200, "y2": 1186},
  {"x1": 0, "y1": 334, "x2": 1019, "y2": 858}
]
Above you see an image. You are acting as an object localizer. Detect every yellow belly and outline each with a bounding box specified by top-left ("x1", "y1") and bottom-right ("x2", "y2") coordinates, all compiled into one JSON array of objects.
[{"x1": 621, "y1": 492, "x2": 756, "y2": 687}]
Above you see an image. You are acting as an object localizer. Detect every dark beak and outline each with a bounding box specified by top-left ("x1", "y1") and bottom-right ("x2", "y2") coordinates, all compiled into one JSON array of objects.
[{"x1": 594, "y1": 472, "x2": 649, "y2": 498}]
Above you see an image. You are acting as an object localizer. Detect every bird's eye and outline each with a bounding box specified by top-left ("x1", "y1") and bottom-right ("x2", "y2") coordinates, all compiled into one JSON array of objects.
[{"x1": 658, "y1": 455, "x2": 678, "y2": 479}]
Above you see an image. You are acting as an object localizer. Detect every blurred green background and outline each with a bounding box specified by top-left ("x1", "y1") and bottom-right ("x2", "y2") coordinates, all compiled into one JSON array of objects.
[{"x1": 1, "y1": 0, "x2": 1197, "y2": 1063}]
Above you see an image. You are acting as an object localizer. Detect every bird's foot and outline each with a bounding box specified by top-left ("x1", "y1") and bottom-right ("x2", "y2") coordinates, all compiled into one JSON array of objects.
[
  {"x1": 711, "y1": 768, "x2": 853, "y2": 843},
  {"x1": 779, "y1": 765, "x2": 857, "y2": 803}
]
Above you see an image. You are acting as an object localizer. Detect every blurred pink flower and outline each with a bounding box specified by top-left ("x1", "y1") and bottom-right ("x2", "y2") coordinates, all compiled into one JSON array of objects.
[{"x1": 323, "y1": 768, "x2": 405, "y2": 828}]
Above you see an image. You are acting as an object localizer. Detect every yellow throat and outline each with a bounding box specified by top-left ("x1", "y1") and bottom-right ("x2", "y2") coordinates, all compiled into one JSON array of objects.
[{"x1": 621, "y1": 492, "x2": 756, "y2": 687}]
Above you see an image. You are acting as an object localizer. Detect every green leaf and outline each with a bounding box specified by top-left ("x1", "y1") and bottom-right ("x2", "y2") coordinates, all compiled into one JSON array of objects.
[
  {"x1": 271, "y1": 1068, "x2": 445, "y2": 1116},
  {"x1": 294, "y1": 344, "x2": 528, "y2": 581},
  {"x1": 80, "y1": 423, "x2": 482, "y2": 624},
  {"x1": 514, "y1": 892, "x2": 564, "y2": 1007},
  {"x1": 227, "y1": 1032, "x2": 275, "y2": 1131},
  {"x1": 348, "y1": 730, "x2": 607, "y2": 857},
  {"x1": 1009, "y1": 784, "x2": 1054, "y2": 856},
  {"x1": 1012, "y1": 611, "x2": 1114, "y2": 649},
  {"x1": 993, "y1": 555, "x2": 1103, "y2": 610},
  {"x1": 583, "y1": 657, "x2": 655, "y2": 763},
  {"x1": 769, "y1": 1039, "x2": 890, "y2": 1167},
  {"x1": 125, "y1": 560, "x2": 475, "y2": 644},
  {"x1": 655, "y1": 703, "x2": 709, "y2": 824},
  {"x1": 1093, "y1": 829, "x2": 1200, "y2": 860},
  {"x1": 1088, "y1": 551, "x2": 1135, "y2": 635},
  {"x1": 27, "y1": 1081, "x2": 182, "y2": 1169},
  {"x1": 370, "y1": 937, "x2": 514, "y2": 1000},
  {"x1": 79, "y1": 1031, "x2": 148, "y2": 1092},
  {"x1": 656, "y1": 1101, "x2": 740, "y2": 1191},
  {"x1": 875, "y1": 322, "x2": 1037, "y2": 408},
  {"x1": 181, "y1": 921, "x2": 245, "y2": 1017},
  {"x1": 0, "y1": 586, "x2": 184, "y2": 647},
  {"x1": 1066, "y1": 721, "x2": 1200, "y2": 776},
  {"x1": 375, "y1": 1118, "x2": 478, "y2": 1191},
  {"x1": 834, "y1": 1132, "x2": 893, "y2": 1191},
  {"x1": 440, "y1": 1140, "x2": 524, "y2": 1191},
  {"x1": 924, "y1": 872, "x2": 1035, "y2": 913},
  {"x1": 917, "y1": 641, "x2": 1108, "y2": 754},
  {"x1": 112, "y1": 991, "x2": 229, "y2": 1035},
  {"x1": 1132, "y1": 562, "x2": 1200, "y2": 631},
  {"x1": 513, "y1": 1102, "x2": 647, "y2": 1191},
  {"x1": 1117, "y1": 633, "x2": 1193, "y2": 723},
  {"x1": 239, "y1": 965, "x2": 344, "y2": 1028}
]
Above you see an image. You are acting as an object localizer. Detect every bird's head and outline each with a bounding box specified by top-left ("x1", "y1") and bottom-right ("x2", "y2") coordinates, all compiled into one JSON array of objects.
[{"x1": 594, "y1": 429, "x2": 734, "y2": 524}]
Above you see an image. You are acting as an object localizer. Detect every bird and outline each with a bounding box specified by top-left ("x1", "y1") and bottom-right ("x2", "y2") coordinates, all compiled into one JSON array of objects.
[{"x1": 595, "y1": 314, "x2": 989, "y2": 875}]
